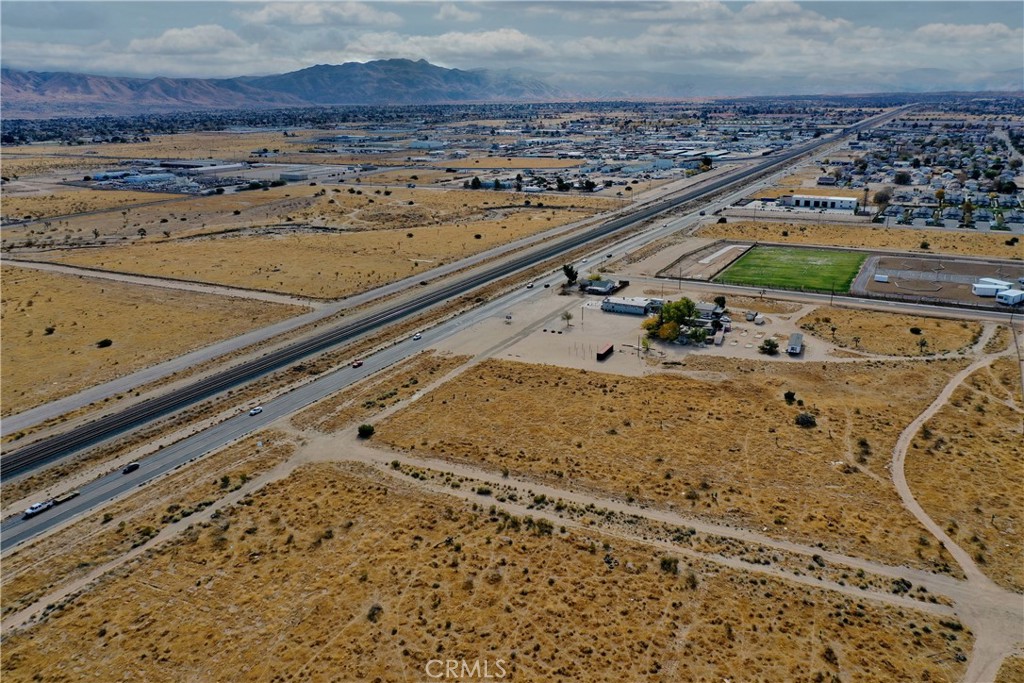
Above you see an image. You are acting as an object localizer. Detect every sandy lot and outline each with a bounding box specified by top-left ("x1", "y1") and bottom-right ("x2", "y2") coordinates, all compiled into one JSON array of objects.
[
  {"x1": 0, "y1": 264, "x2": 304, "y2": 416},
  {"x1": 798, "y1": 307, "x2": 983, "y2": 357},
  {"x1": 1, "y1": 433, "x2": 294, "y2": 618},
  {"x1": 0, "y1": 461, "x2": 970, "y2": 683},
  {"x1": 905, "y1": 356, "x2": 1024, "y2": 592},
  {"x1": 374, "y1": 355, "x2": 967, "y2": 573},
  {"x1": 0, "y1": 190, "x2": 182, "y2": 222},
  {"x1": 27, "y1": 183, "x2": 616, "y2": 299},
  {"x1": 863, "y1": 255, "x2": 1024, "y2": 305}
]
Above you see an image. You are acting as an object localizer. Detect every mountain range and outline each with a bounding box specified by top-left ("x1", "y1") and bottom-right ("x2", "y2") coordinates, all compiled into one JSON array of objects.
[
  {"x1": 2, "y1": 58, "x2": 1022, "y2": 119},
  {"x1": 0, "y1": 59, "x2": 559, "y2": 119}
]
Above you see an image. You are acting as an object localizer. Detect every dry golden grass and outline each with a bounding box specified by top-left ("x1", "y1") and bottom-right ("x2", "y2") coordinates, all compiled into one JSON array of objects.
[
  {"x1": 1, "y1": 433, "x2": 294, "y2": 618},
  {"x1": 798, "y1": 307, "x2": 983, "y2": 356},
  {"x1": 906, "y1": 357, "x2": 1024, "y2": 592},
  {"x1": 753, "y1": 186, "x2": 863, "y2": 199},
  {"x1": 356, "y1": 169, "x2": 453, "y2": 185},
  {"x1": 995, "y1": 655, "x2": 1024, "y2": 683},
  {"x1": 1, "y1": 130, "x2": 335, "y2": 162},
  {"x1": 984, "y1": 325, "x2": 1013, "y2": 354},
  {"x1": 376, "y1": 357, "x2": 967, "y2": 572},
  {"x1": 0, "y1": 265, "x2": 304, "y2": 416},
  {"x1": 45, "y1": 192, "x2": 610, "y2": 298},
  {"x1": 0, "y1": 461, "x2": 971, "y2": 682},
  {"x1": 697, "y1": 221, "x2": 1023, "y2": 259},
  {"x1": 1, "y1": 190, "x2": 181, "y2": 221},
  {"x1": 0, "y1": 155, "x2": 112, "y2": 178}
]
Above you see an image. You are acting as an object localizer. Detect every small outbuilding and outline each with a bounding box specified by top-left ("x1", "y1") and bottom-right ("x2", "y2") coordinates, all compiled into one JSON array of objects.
[{"x1": 786, "y1": 333, "x2": 804, "y2": 356}]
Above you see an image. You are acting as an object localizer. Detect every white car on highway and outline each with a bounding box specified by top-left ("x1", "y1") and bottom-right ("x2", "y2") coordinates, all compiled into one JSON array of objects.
[
  {"x1": 248, "y1": 406, "x2": 263, "y2": 416},
  {"x1": 23, "y1": 500, "x2": 54, "y2": 519}
]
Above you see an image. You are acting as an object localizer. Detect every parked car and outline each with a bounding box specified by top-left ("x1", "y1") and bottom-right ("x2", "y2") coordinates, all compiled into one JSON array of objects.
[
  {"x1": 248, "y1": 406, "x2": 263, "y2": 416},
  {"x1": 122, "y1": 462, "x2": 140, "y2": 475}
]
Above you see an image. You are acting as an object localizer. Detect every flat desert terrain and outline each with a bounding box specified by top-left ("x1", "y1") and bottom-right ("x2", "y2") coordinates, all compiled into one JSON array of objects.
[
  {"x1": 0, "y1": 264, "x2": 304, "y2": 416},
  {"x1": 0, "y1": 461, "x2": 972, "y2": 683}
]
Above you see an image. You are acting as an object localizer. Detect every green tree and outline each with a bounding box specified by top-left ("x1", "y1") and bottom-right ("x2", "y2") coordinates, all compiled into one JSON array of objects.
[
  {"x1": 713, "y1": 295, "x2": 727, "y2": 310},
  {"x1": 357, "y1": 424, "x2": 375, "y2": 439},
  {"x1": 759, "y1": 338, "x2": 779, "y2": 355},
  {"x1": 470, "y1": 176, "x2": 482, "y2": 190},
  {"x1": 894, "y1": 171, "x2": 911, "y2": 185},
  {"x1": 660, "y1": 298, "x2": 697, "y2": 326},
  {"x1": 562, "y1": 264, "x2": 578, "y2": 284},
  {"x1": 690, "y1": 327, "x2": 709, "y2": 345}
]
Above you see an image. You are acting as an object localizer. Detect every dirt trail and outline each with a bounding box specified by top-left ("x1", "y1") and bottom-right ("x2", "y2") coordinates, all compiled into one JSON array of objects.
[
  {"x1": 2, "y1": 258, "x2": 323, "y2": 308},
  {"x1": 7, "y1": 316, "x2": 1022, "y2": 681},
  {"x1": 888, "y1": 335, "x2": 1024, "y2": 683}
]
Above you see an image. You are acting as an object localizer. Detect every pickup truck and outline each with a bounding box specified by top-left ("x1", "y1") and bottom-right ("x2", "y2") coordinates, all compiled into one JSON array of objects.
[{"x1": 23, "y1": 500, "x2": 54, "y2": 519}]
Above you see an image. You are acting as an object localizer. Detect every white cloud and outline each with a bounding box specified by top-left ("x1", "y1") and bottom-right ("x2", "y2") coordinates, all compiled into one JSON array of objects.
[
  {"x1": 914, "y1": 22, "x2": 1022, "y2": 43},
  {"x1": 239, "y1": 2, "x2": 403, "y2": 28},
  {"x1": 343, "y1": 28, "x2": 554, "y2": 65},
  {"x1": 436, "y1": 3, "x2": 481, "y2": 23},
  {"x1": 525, "y1": 0, "x2": 732, "y2": 26},
  {"x1": 126, "y1": 25, "x2": 245, "y2": 56}
]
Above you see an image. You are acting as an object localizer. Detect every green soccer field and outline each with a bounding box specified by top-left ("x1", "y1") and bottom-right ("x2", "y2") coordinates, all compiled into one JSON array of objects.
[{"x1": 715, "y1": 246, "x2": 867, "y2": 292}]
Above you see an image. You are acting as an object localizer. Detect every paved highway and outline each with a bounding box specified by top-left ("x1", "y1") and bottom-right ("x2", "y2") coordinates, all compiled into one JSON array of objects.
[{"x1": 1, "y1": 107, "x2": 915, "y2": 545}]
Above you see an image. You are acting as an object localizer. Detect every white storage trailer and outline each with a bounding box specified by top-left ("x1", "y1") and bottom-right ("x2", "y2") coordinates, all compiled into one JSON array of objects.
[
  {"x1": 972, "y1": 278, "x2": 1012, "y2": 297},
  {"x1": 786, "y1": 333, "x2": 804, "y2": 355},
  {"x1": 995, "y1": 289, "x2": 1024, "y2": 305}
]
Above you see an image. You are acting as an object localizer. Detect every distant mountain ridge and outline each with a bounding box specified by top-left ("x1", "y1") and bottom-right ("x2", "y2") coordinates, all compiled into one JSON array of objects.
[
  {"x1": 0, "y1": 59, "x2": 562, "y2": 119},
  {"x1": 2, "y1": 58, "x2": 1022, "y2": 119}
]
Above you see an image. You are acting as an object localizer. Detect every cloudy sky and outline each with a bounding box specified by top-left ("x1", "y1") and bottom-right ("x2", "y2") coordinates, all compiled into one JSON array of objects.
[{"x1": 2, "y1": 1, "x2": 1022, "y2": 94}]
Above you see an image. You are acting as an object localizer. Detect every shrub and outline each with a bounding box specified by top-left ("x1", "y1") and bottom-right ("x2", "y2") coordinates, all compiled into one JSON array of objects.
[
  {"x1": 784, "y1": 390, "x2": 796, "y2": 405},
  {"x1": 920, "y1": 241, "x2": 930, "y2": 249},
  {"x1": 357, "y1": 424, "x2": 375, "y2": 439},
  {"x1": 759, "y1": 338, "x2": 779, "y2": 355},
  {"x1": 795, "y1": 413, "x2": 817, "y2": 428},
  {"x1": 909, "y1": 327, "x2": 922, "y2": 335},
  {"x1": 660, "y1": 557, "x2": 680, "y2": 574},
  {"x1": 96, "y1": 338, "x2": 113, "y2": 348}
]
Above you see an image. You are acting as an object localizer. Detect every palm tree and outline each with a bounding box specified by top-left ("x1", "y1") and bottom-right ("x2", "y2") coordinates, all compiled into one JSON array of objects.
[{"x1": 561, "y1": 311, "x2": 573, "y2": 327}]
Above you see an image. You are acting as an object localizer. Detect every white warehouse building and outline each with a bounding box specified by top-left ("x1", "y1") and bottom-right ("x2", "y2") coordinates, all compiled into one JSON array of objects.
[
  {"x1": 600, "y1": 297, "x2": 664, "y2": 316},
  {"x1": 780, "y1": 194, "x2": 858, "y2": 211}
]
